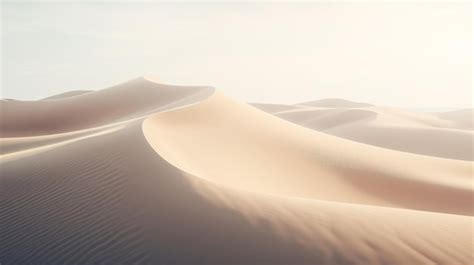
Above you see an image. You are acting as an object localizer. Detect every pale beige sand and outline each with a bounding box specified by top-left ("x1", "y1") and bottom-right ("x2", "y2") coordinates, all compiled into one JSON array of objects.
[
  {"x1": 1, "y1": 78, "x2": 472, "y2": 264},
  {"x1": 145, "y1": 92, "x2": 472, "y2": 216}
]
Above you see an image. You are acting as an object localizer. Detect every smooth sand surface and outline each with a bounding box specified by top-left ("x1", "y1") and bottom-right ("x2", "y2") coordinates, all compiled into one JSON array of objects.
[{"x1": 1, "y1": 78, "x2": 473, "y2": 264}]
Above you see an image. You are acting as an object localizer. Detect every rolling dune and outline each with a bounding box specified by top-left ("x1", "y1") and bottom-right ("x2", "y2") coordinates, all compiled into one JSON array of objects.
[
  {"x1": 263, "y1": 104, "x2": 474, "y2": 161},
  {"x1": 250, "y1": 103, "x2": 308, "y2": 113},
  {"x1": 299, "y1": 98, "x2": 374, "y2": 108},
  {"x1": 1, "y1": 78, "x2": 472, "y2": 264}
]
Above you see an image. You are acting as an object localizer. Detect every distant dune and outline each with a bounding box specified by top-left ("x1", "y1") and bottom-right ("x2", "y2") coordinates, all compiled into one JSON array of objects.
[
  {"x1": 299, "y1": 98, "x2": 374, "y2": 108},
  {"x1": 250, "y1": 102, "x2": 307, "y2": 113},
  {"x1": 435, "y1": 108, "x2": 474, "y2": 130},
  {"x1": 1, "y1": 78, "x2": 472, "y2": 264},
  {"x1": 263, "y1": 103, "x2": 474, "y2": 161}
]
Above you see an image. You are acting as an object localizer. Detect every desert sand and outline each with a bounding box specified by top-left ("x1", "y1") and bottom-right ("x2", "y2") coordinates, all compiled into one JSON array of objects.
[{"x1": 1, "y1": 77, "x2": 472, "y2": 264}]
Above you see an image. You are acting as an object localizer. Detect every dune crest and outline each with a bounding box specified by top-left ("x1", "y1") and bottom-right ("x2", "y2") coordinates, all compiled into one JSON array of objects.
[{"x1": 0, "y1": 77, "x2": 214, "y2": 137}]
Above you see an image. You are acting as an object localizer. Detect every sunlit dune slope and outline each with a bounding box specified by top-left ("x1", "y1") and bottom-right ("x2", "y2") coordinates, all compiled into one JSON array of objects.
[{"x1": 144, "y1": 91, "x2": 473, "y2": 216}]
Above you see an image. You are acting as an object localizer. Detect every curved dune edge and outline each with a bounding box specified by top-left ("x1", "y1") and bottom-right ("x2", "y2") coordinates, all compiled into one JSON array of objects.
[
  {"x1": 143, "y1": 91, "x2": 473, "y2": 216},
  {"x1": 140, "y1": 92, "x2": 473, "y2": 264}
]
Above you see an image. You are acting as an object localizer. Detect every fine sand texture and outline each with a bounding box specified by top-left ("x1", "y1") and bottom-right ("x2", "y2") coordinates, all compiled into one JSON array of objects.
[{"x1": 1, "y1": 78, "x2": 473, "y2": 264}]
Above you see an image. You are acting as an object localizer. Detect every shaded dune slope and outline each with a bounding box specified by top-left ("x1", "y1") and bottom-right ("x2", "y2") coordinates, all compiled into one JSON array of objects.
[{"x1": 1, "y1": 79, "x2": 473, "y2": 264}]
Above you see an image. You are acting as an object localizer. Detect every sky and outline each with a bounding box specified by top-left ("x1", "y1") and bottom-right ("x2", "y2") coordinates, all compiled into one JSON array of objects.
[{"x1": 1, "y1": 2, "x2": 472, "y2": 108}]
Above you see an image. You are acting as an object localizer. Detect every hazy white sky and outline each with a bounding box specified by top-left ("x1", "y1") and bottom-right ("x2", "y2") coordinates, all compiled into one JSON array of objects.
[{"x1": 1, "y1": 2, "x2": 472, "y2": 108}]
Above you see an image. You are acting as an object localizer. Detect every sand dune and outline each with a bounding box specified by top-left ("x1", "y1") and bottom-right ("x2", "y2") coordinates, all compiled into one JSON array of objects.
[
  {"x1": 145, "y1": 92, "x2": 472, "y2": 215},
  {"x1": 1, "y1": 78, "x2": 472, "y2": 264},
  {"x1": 250, "y1": 102, "x2": 307, "y2": 113},
  {"x1": 0, "y1": 77, "x2": 213, "y2": 137},
  {"x1": 263, "y1": 104, "x2": 474, "y2": 161},
  {"x1": 299, "y1": 98, "x2": 374, "y2": 108}
]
